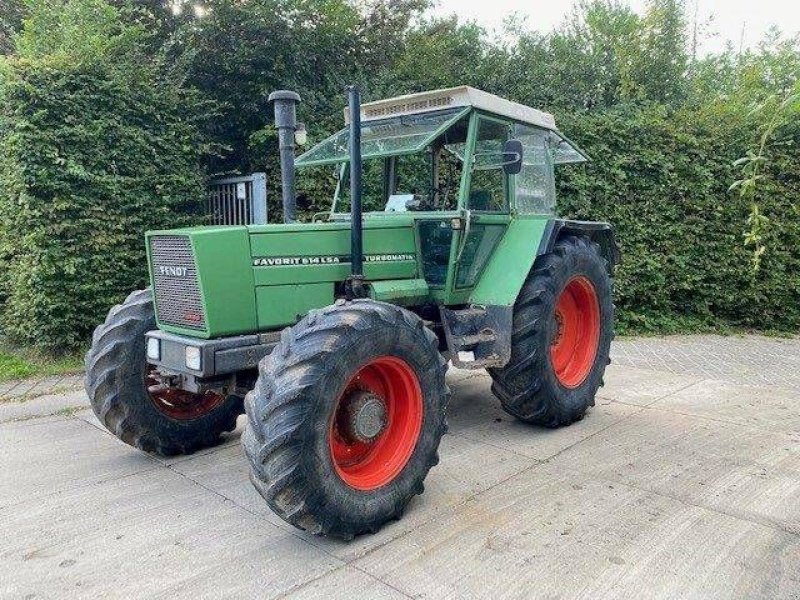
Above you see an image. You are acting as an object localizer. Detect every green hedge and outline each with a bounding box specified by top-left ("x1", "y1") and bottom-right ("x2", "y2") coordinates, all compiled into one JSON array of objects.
[
  {"x1": 0, "y1": 57, "x2": 209, "y2": 350},
  {"x1": 557, "y1": 105, "x2": 800, "y2": 333}
]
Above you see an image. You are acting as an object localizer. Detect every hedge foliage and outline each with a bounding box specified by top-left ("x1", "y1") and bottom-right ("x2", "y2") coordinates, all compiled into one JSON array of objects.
[
  {"x1": 0, "y1": 0, "x2": 797, "y2": 352},
  {"x1": 0, "y1": 54, "x2": 210, "y2": 350},
  {"x1": 556, "y1": 106, "x2": 800, "y2": 333}
]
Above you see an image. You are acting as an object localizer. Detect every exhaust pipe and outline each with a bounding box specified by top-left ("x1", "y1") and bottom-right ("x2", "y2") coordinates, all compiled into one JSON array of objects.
[{"x1": 268, "y1": 90, "x2": 301, "y2": 223}]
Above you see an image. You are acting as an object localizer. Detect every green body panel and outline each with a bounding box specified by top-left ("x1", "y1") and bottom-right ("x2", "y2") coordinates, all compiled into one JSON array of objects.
[
  {"x1": 147, "y1": 219, "x2": 428, "y2": 336},
  {"x1": 469, "y1": 216, "x2": 549, "y2": 306},
  {"x1": 250, "y1": 222, "x2": 417, "y2": 288},
  {"x1": 369, "y1": 279, "x2": 430, "y2": 306},
  {"x1": 146, "y1": 226, "x2": 257, "y2": 339},
  {"x1": 255, "y1": 283, "x2": 333, "y2": 328},
  {"x1": 250, "y1": 220, "x2": 419, "y2": 329},
  {"x1": 145, "y1": 215, "x2": 551, "y2": 339}
]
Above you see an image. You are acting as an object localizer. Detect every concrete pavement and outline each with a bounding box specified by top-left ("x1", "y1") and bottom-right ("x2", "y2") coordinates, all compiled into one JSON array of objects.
[{"x1": 1, "y1": 336, "x2": 799, "y2": 599}]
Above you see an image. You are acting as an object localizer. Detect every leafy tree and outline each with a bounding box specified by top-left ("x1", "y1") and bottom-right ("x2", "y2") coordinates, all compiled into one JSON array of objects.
[
  {"x1": 731, "y1": 86, "x2": 800, "y2": 273},
  {"x1": 620, "y1": 0, "x2": 688, "y2": 104},
  {"x1": 14, "y1": 0, "x2": 141, "y2": 59},
  {"x1": 1, "y1": 0, "x2": 799, "y2": 346},
  {"x1": 0, "y1": 0, "x2": 25, "y2": 54}
]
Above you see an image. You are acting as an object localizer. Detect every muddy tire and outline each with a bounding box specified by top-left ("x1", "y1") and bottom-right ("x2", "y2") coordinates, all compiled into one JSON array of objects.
[
  {"x1": 84, "y1": 289, "x2": 243, "y2": 455},
  {"x1": 489, "y1": 236, "x2": 614, "y2": 427},
  {"x1": 242, "y1": 299, "x2": 449, "y2": 539}
]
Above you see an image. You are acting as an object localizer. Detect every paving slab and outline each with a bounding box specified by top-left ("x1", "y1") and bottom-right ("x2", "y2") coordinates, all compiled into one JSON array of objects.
[
  {"x1": 22, "y1": 375, "x2": 67, "y2": 397},
  {"x1": 612, "y1": 334, "x2": 800, "y2": 392},
  {"x1": 171, "y1": 423, "x2": 533, "y2": 562},
  {"x1": 0, "y1": 389, "x2": 90, "y2": 423},
  {"x1": 597, "y1": 364, "x2": 703, "y2": 406},
  {"x1": 0, "y1": 467, "x2": 342, "y2": 600},
  {"x1": 352, "y1": 472, "x2": 800, "y2": 600},
  {"x1": 0, "y1": 373, "x2": 83, "y2": 402},
  {"x1": 541, "y1": 408, "x2": 800, "y2": 535},
  {"x1": 0, "y1": 378, "x2": 39, "y2": 400},
  {"x1": 466, "y1": 399, "x2": 642, "y2": 461},
  {"x1": 282, "y1": 565, "x2": 409, "y2": 600},
  {"x1": 0, "y1": 417, "x2": 157, "y2": 510},
  {"x1": 652, "y1": 378, "x2": 800, "y2": 435},
  {"x1": 2, "y1": 334, "x2": 799, "y2": 599}
]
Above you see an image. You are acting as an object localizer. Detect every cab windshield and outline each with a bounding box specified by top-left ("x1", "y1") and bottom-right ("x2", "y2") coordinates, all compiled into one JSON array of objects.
[
  {"x1": 296, "y1": 108, "x2": 471, "y2": 215},
  {"x1": 295, "y1": 107, "x2": 468, "y2": 167}
]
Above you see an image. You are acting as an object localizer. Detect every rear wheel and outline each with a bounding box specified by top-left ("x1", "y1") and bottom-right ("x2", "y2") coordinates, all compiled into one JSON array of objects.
[
  {"x1": 84, "y1": 289, "x2": 243, "y2": 455},
  {"x1": 489, "y1": 236, "x2": 613, "y2": 426},
  {"x1": 242, "y1": 299, "x2": 449, "y2": 539}
]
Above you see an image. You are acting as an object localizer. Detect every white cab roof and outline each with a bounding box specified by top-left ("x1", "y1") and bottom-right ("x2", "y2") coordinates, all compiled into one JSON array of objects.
[{"x1": 346, "y1": 86, "x2": 557, "y2": 131}]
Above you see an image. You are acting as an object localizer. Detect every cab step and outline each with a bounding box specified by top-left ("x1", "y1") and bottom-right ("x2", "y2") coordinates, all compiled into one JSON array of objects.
[{"x1": 440, "y1": 305, "x2": 512, "y2": 369}]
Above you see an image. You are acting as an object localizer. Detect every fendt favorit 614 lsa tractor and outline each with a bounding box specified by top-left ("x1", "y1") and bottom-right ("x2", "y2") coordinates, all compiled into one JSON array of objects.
[{"x1": 86, "y1": 86, "x2": 619, "y2": 539}]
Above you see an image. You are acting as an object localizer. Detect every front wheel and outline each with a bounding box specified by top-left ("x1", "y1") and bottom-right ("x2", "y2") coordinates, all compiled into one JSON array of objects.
[
  {"x1": 489, "y1": 235, "x2": 614, "y2": 427},
  {"x1": 242, "y1": 299, "x2": 449, "y2": 539},
  {"x1": 84, "y1": 289, "x2": 243, "y2": 455}
]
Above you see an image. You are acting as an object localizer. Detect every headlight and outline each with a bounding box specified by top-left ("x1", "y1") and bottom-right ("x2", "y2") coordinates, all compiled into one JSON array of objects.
[
  {"x1": 146, "y1": 337, "x2": 161, "y2": 361},
  {"x1": 185, "y1": 346, "x2": 202, "y2": 371}
]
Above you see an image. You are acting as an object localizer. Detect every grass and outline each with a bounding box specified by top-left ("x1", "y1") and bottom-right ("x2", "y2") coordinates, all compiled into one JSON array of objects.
[{"x1": 0, "y1": 343, "x2": 85, "y2": 383}]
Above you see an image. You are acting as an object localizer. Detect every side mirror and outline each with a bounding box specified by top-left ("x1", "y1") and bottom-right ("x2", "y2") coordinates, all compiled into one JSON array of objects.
[{"x1": 502, "y1": 139, "x2": 523, "y2": 175}]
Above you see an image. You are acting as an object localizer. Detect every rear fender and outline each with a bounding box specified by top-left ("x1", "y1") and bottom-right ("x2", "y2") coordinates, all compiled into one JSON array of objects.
[
  {"x1": 463, "y1": 218, "x2": 619, "y2": 368},
  {"x1": 539, "y1": 219, "x2": 620, "y2": 274},
  {"x1": 468, "y1": 217, "x2": 619, "y2": 308}
]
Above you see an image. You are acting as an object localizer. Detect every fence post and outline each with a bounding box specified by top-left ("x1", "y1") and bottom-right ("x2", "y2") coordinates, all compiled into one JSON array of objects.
[{"x1": 251, "y1": 172, "x2": 268, "y2": 225}]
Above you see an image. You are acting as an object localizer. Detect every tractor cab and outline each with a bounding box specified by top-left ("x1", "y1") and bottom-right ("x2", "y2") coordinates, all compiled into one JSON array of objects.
[
  {"x1": 294, "y1": 86, "x2": 588, "y2": 300},
  {"x1": 296, "y1": 86, "x2": 587, "y2": 215}
]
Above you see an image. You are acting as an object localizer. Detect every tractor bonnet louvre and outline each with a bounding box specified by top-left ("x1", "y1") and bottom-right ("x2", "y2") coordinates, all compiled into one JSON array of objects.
[{"x1": 149, "y1": 235, "x2": 206, "y2": 331}]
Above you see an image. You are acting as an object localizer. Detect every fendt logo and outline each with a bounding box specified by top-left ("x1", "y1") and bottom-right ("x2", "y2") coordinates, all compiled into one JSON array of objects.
[{"x1": 158, "y1": 265, "x2": 188, "y2": 277}]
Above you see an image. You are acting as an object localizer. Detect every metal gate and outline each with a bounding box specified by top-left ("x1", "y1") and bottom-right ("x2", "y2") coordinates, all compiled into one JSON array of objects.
[{"x1": 207, "y1": 173, "x2": 267, "y2": 225}]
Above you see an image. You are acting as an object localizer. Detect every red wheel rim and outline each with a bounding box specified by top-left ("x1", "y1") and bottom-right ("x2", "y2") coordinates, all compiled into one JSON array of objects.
[
  {"x1": 550, "y1": 276, "x2": 601, "y2": 388},
  {"x1": 145, "y1": 365, "x2": 225, "y2": 421},
  {"x1": 329, "y1": 356, "x2": 423, "y2": 491}
]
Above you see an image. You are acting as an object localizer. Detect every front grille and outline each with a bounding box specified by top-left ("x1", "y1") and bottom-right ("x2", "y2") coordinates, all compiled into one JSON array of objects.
[{"x1": 149, "y1": 235, "x2": 206, "y2": 331}]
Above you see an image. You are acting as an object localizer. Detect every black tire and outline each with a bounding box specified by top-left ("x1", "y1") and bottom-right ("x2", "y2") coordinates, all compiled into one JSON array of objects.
[
  {"x1": 242, "y1": 299, "x2": 449, "y2": 539},
  {"x1": 84, "y1": 289, "x2": 243, "y2": 455},
  {"x1": 489, "y1": 235, "x2": 614, "y2": 427}
]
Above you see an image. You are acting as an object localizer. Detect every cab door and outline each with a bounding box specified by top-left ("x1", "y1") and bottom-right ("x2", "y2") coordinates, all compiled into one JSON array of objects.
[{"x1": 445, "y1": 114, "x2": 513, "y2": 304}]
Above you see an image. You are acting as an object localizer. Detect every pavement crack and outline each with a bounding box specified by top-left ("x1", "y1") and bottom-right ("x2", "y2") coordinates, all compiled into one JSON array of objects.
[
  {"x1": 346, "y1": 402, "x2": 652, "y2": 564},
  {"x1": 618, "y1": 397, "x2": 800, "y2": 439},
  {"x1": 0, "y1": 464, "x2": 161, "y2": 514},
  {"x1": 271, "y1": 563, "x2": 415, "y2": 600},
  {"x1": 158, "y1": 458, "x2": 348, "y2": 563},
  {"x1": 597, "y1": 379, "x2": 705, "y2": 408},
  {"x1": 604, "y1": 478, "x2": 800, "y2": 539}
]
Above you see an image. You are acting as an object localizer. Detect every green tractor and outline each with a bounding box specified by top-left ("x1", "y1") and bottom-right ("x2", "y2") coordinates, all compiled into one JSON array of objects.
[{"x1": 85, "y1": 86, "x2": 618, "y2": 539}]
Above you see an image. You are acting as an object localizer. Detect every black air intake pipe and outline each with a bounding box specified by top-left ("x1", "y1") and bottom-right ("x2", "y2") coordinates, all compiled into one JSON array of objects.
[
  {"x1": 347, "y1": 86, "x2": 364, "y2": 280},
  {"x1": 268, "y1": 90, "x2": 301, "y2": 223}
]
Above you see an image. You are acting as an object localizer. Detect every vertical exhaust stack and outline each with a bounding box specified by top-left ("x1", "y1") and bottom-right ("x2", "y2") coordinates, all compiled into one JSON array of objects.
[
  {"x1": 345, "y1": 85, "x2": 366, "y2": 299},
  {"x1": 268, "y1": 90, "x2": 301, "y2": 223}
]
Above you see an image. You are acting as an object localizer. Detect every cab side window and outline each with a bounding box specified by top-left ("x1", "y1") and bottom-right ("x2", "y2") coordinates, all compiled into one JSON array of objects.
[
  {"x1": 514, "y1": 124, "x2": 555, "y2": 214},
  {"x1": 468, "y1": 119, "x2": 510, "y2": 212}
]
